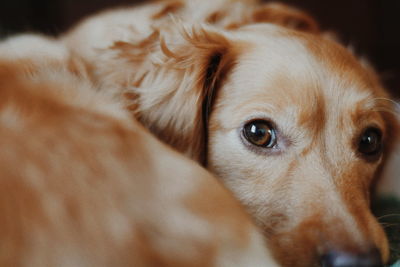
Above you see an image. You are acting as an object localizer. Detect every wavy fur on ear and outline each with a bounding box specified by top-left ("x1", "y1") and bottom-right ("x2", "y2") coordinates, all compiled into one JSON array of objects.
[
  {"x1": 201, "y1": 1, "x2": 319, "y2": 33},
  {"x1": 100, "y1": 25, "x2": 236, "y2": 162},
  {"x1": 249, "y1": 3, "x2": 319, "y2": 33}
]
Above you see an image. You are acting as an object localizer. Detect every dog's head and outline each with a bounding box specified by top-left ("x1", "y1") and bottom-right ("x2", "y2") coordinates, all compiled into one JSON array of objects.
[
  {"x1": 204, "y1": 25, "x2": 397, "y2": 266},
  {"x1": 120, "y1": 22, "x2": 398, "y2": 266}
]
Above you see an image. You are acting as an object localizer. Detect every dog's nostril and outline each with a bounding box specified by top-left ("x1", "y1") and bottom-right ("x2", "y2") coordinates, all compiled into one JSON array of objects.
[{"x1": 321, "y1": 249, "x2": 383, "y2": 267}]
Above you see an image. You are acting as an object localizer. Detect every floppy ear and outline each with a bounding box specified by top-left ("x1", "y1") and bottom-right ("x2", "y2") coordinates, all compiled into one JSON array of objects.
[
  {"x1": 123, "y1": 25, "x2": 236, "y2": 164},
  {"x1": 206, "y1": 2, "x2": 320, "y2": 33},
  {"x1": 248, "y1": 3, "x2": 320, "y2": 33}
]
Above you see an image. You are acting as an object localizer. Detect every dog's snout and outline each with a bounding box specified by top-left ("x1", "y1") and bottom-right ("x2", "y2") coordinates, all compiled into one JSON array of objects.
[{"x1": 321, "y1": 249, "x2": 383, "y2": 267}]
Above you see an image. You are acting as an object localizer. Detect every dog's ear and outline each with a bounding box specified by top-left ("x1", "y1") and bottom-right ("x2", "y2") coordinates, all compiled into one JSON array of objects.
[
  {"x1": 203, "y1": 1, "x2": 319, "y2": 33},
  {"x1": 249, "y1": 3, "x2": 319, "y2": 33},
  {"x1": 127, "y1": 26, "x2": 236, "y2": 164},
  {"x1": 216, "y1": 3, "x2": 320, "y2": 34}
]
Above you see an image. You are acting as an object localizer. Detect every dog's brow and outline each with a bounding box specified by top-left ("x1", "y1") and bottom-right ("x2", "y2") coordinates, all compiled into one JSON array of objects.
[
  {"x1": 347, "y1": 103, "x2": 386, "y2": 132},
  {"x1": 297, "y1": 93, "x2": 326, "y2": 133}
]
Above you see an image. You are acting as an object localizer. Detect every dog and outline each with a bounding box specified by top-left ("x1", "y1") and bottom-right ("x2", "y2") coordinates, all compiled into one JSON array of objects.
[
  {"x1": 62, "y1": 0, "x2": 398, "y2": 266},
  {"x1": 0, "y1": 35, "x2": 278, "y2": 267}
]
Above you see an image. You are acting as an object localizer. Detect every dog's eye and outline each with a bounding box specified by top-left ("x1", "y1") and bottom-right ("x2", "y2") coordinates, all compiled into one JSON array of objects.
[
  {"x1": 358, "y1": 127, "x2": 382, "y2": 159},
  {"x1": 243, "y1": 120, "x2": 277, "y2": 148}
]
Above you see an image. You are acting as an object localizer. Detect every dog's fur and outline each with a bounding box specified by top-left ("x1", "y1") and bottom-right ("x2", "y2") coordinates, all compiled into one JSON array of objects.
[
  {"x1": 61, "y1": 0, "x2": 400, "y2": 265},
  {"x1": 0, "y1": 35, "x2": 278, "y2": 267}
]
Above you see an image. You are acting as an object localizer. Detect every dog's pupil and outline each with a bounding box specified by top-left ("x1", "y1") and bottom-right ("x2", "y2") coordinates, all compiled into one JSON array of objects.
[
  {"x1": 244, "y1": 121, "x2": 274, "y2": 147},
  {"x1": 359, "y1": 128, "x2": 382, "y2": 156}
]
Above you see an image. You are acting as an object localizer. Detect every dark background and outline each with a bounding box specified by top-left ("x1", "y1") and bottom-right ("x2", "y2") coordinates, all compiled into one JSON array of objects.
[{"x1": 0, "y1": 0, "x2": 399, "y2": 97}]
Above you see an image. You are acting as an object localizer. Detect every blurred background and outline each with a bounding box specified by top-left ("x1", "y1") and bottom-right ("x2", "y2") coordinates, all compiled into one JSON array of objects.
[{"x1": 0, "y1": 0, "x2": 399, "y2": 97}]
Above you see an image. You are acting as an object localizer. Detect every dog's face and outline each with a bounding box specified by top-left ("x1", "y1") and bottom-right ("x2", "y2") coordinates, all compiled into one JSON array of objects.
[
  {"x1": 204, "y1": 25, "x2": 394, "y2": 265},
  {"x1": 88, "y1": 11, "x2": 396, "y2": 265}
]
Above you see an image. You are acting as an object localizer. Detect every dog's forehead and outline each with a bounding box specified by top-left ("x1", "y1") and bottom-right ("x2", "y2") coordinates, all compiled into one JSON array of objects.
[
  {"x1": 234, "y1": 29, "x2": 379, "y2": 95},
  {"x1": 217, "y1": 29, "x2": 388, "y2": 132}
]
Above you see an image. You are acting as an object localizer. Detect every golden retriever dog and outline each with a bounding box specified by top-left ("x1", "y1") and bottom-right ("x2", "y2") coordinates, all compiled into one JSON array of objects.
[
  {"x1": 62, "y1": 0, "x2": 398, "y2": 266},
  {"x1": 0, "y1": 35, "x2": 277, "y2": 267}
]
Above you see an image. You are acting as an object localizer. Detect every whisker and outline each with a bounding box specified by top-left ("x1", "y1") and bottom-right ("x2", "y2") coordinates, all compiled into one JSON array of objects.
[
  {"x1": 372, "y1": 108, "x2": 399, "y2": 117},
  {"x1": 372, "y1": 97, "x2": 400, "y2": 118},
  {"x1": 373, "y1": 97, "x2": 400, "y2": 110},
  {"x1": 376, "y1": 213, "x2": 400, "y2": 220},
  {"x1": 381, "y1": 223, "x2": 400, "y2": 229}
]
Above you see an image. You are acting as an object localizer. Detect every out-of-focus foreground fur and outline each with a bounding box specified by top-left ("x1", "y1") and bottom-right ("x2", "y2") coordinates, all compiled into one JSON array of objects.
[{"x1": 0, "y1": 36, "x2": 277, "y2": 267}]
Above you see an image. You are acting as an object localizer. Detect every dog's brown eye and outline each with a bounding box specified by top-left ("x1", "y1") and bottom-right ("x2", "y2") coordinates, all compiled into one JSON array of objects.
[
  {"x1": 243, "y1": 120, "x2": 277, "y2": 148},
  {"x1": 358, "y1": 127, "x2": 382, "y2": 159}
]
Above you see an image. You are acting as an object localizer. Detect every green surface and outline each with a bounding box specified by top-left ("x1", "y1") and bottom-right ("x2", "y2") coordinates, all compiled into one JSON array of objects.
[{"x1": 372, "y1": 195, "x2": 400, "y2": 265}]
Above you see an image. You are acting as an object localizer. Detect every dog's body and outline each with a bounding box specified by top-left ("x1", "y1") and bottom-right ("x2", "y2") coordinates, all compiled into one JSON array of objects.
[
  {"x1": 0, "y1": 35, "x2": 277, "y2": 267},
  {"x1": 62, "y1": 1, "x2": 399, "y2": 266}
]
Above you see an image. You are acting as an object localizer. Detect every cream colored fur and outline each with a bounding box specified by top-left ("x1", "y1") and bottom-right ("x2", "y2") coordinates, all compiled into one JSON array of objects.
[
  {"x1": 0, "y1": 34, "x2": 277, "y2": 267},
  {"x1": 61, "y1": 1, "x2": 400, "y2": 265},
  {"x1": 0, "y1": 0, "x2": 397, "y2": 266}
]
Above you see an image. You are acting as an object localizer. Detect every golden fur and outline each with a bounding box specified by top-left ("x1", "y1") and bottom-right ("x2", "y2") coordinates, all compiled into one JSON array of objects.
[
  {"x1": 61, "y1": 0, "x2": 400, "y2": 265},
  {"x1": 0, "y1": 35, "x2": 277, "y2": 266},
  {"x1": 0, "y1": 0, "x2": 396, "y2": 266}
]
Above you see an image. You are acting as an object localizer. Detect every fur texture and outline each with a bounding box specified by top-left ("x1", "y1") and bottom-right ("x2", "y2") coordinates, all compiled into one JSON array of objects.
[
  {"x1": 62, "y1": 0, "x2": 399, "y2": 265},
  {"x1": 0, "y1": 35, "x2": 277, "y2": 267}
]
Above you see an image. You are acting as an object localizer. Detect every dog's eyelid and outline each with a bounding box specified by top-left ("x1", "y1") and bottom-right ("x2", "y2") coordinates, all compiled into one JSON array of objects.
[
  {"x1": 240, "y1": 117, "x2": 281, "y2": 138},
  {"x1": 241, "y1": 115, "x2": 278, "y2": 130},
  {"x1": 359, "y1": 123, "x2": 385, "y2": 139}
]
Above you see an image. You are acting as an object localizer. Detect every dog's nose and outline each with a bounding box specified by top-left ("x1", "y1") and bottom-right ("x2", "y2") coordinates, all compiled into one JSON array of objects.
[{"x1": 321, "y1": 249, "x2": 383, "y2": 267}]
